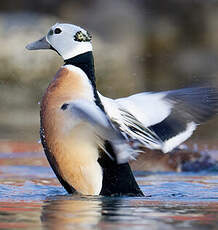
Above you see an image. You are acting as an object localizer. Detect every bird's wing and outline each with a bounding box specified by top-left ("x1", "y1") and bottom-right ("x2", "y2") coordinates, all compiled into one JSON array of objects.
[
  {"x1": 67, "y1": 100, "x2": 138, "y2": 163},
  {"x1": 99, "y1": 87, "x2": 218, "y2": 153},
  {"x1": 99, "y1": 93, "x2": 165, "y2": 150}
]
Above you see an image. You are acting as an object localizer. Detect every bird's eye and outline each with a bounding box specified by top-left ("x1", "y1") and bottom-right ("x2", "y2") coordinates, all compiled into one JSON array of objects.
[
  {"x1": 61, "y1": 103, "x2": 69, "y2": 110},
  {"x1": 54, "y1": 28, "x2": 62, "y2": 34}
]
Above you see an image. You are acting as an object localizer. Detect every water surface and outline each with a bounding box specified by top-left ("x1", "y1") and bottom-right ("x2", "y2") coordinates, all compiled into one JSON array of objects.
[{"x1": 0, "y1": 144, "x2": 217, "y2": 230}]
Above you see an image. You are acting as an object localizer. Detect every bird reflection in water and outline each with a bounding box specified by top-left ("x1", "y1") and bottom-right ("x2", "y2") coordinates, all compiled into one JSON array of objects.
[
  {"x1": 41, "y1": 195, "x2": 103, "y2": 229},
  {"x1": 40, "y1": 195, "x2": 218, "y2": 230},
  {"x1": 40, "y1": 195, "x2": 144, "y2": 230}
]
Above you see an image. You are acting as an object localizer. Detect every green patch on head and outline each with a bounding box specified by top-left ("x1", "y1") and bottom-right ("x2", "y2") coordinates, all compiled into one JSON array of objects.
[{"x1": 74, "y1": 31, "x2": 92, "y2": 42}]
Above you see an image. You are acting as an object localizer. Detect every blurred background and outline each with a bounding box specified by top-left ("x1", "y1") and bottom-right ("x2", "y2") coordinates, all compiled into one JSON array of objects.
[{"x1": 1, "y1": 0, "x2": 218, "y2": 142}]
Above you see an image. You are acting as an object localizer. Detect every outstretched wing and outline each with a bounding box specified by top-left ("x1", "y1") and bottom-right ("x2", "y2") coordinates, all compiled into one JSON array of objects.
[
  {"x1": 66, "y1": 100, "x2": 138, "y2": 163},
  {"x1": 148, "y1": 87, "x2": 218, "y2": 152},
  {"x1": 100, "y1": 86, "x2": 218, "y2": 153}
]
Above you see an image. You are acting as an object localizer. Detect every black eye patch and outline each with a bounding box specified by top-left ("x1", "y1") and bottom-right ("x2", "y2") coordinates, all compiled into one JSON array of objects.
[
  {"x1": 54, "y1": 28, "x2": 62, "y2": 34},
  {"x1": 48, "y1": 29, "x2": 53, "y2": 36},
  {"x1": 61, "y1": 103, "x2": 69, "y2": 110}
]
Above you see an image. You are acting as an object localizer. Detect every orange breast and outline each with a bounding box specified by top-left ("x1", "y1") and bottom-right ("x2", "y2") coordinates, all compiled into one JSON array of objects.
[
  {"x1": 40, "y1": 66, "x2": 102, "y2": 195},
  {"x1": 41, "y1": 67, "x2": 91, "y2": 136}
]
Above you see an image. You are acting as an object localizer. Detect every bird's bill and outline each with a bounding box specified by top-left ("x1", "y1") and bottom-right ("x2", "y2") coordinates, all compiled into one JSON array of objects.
[{"x1": 26, "y1": 36, "x2": 51, "y2": 50}]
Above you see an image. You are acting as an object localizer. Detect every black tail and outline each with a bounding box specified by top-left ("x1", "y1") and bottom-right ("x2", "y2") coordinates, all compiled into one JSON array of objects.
[{"x1": 98, "y1": 142, "x2": 144, "y2": 196}]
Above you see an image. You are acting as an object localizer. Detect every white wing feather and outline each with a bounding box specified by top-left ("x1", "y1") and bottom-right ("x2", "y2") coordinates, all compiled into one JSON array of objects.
[
  {"x1": 67, "y1": 99, "x2": 138, "y2": 163},
  {"x1": 98, "y1": 92, "x2": 165, "y2": 150},
  {"x1": 99, "y1": 87, "x2": 218, "y2": 154},
  {"x1": 98, "y1": 92, "x2": 172, "y2": 127}
]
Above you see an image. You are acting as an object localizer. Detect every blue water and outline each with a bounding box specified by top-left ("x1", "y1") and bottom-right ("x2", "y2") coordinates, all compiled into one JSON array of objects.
[
  {"x1": 0, "y1": 151, "x2": 217, "y2": 229},
  {"x1": 0, "y1": 167, "x2": 218, "y2": 202}
]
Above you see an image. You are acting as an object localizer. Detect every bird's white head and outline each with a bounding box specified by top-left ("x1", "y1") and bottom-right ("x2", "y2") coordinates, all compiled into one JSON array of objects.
[{"x1": 26, "y1": 23, "x2": 92, "y2": 60}]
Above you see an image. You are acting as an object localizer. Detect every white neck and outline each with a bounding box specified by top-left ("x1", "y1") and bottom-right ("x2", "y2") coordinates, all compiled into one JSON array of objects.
[{"x1": 62, "y1": 42, "x2": 93, "y2": 60}]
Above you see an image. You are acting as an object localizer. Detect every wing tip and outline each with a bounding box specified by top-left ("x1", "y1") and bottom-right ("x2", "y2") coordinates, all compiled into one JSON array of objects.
[{"x1": 161, "y1": 122, "x2": 197, "y2": 153}]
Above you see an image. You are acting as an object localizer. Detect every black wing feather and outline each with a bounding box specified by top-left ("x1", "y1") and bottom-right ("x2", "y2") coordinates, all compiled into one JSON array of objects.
[{"x1": 149, "y1": 87, "x2": 218, "y2": 142}]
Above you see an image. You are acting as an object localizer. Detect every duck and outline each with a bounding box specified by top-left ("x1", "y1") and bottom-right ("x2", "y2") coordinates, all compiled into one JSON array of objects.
[{"x1": 26, "y1": 23, "x2": 218, "y2": 196}]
